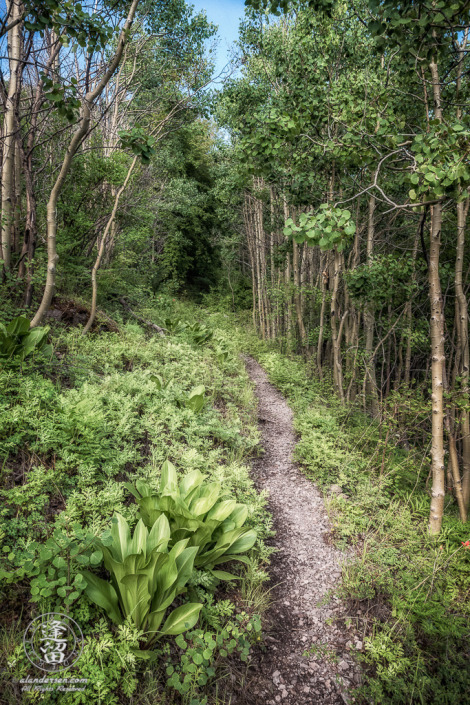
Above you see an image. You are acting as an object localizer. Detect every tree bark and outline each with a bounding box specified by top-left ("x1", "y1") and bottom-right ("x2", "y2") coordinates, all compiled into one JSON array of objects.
[
  {"x1": 330, "y1": 247, "x2": 345, "y2": 402},
  {"x1": 427, "y1": 57, "x2": 446, "y2": 535},
  {"x1": 455, "y1": 196, "x2": 470, "y2": 507},
  {"x1": 364, "y1": 194, "x2": 380, "y2": 418},
  {"x1": 293, "y1": 235, "x2": 307, "y2": 347},
  {"x1": 316, "y1": 252, "x2": 327, "y2": 378},
  {"x1": 83, "y1": 155, "x2": 139, "y2": 334},
  {"x1": 1, "y1": 0, "x2": 23, "y2": 274}
]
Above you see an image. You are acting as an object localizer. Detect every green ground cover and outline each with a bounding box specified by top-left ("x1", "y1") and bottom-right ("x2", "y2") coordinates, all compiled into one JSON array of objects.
[
  {"x1": 2, "y1": 297, "x2": 469, "y2": 705},
  {"x1": 0, "y1": 299, "x2": 272, "y2": 704}
]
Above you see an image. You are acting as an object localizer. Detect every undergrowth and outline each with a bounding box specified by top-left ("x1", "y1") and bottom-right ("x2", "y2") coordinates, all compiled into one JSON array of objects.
[
  {"x1": 0, "y1": 297, "x2": 272, "y2": 704},
  {"x1": 3, "y1": 295, "x2": 470, "y2": 704}
]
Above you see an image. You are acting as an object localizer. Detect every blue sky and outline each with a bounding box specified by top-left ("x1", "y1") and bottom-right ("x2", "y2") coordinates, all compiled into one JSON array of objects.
[{"x1": 190, "y1": 0, "x2": 246, "y2": 79}]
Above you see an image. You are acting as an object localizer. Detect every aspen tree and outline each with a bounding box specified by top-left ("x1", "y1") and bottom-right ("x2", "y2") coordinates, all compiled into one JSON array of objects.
[
  {"x1": 30, "y1": 0, "x2": 140, "y2": 327},
  {"x1": 1, "y1": 0, "x2": 22, "y2": 274}
]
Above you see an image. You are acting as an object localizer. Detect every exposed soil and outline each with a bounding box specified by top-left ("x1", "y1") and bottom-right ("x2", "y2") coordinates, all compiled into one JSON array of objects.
[
  {"x1": 45, "y1": 296, "x2": 119, "y2": 332},
  {"x1": 236, "y1": 356, "x2": 361, "y2": 705}
]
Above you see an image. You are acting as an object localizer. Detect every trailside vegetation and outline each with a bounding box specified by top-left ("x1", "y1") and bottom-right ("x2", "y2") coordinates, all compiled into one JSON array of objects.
[
  {"x1": 217, "y1": 0, "x2": 470, "y2": 536},
  {"x1": 0, "y1": 301, "x2": 270, "y2": 703},
  {"x1": 1, "y1": 0, "x2": 470, "y2": 703}
]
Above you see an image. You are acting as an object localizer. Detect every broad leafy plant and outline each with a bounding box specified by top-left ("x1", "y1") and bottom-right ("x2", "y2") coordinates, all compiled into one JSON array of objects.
[
  {"x1": 163, "y1": 317, "x2": 187, "y2": 334},
  {"x1": 81, "y1": 513, "x2": 202, "y2": 646},
  {"x1": 188, "y1": 322, "x2": 213, "y2": 346},
  {"x1": 186, "y1": 385, "x2": 206, "y2": 413},
  {"x1": 126, "y1": 462, "x2": 257, "y2": 580},
  {"x1": 0, "y1": 315, "x2": 51, "y2": 361},
  {"x1": 149, "y1": 373, "x2": 173, "y2": 390}
]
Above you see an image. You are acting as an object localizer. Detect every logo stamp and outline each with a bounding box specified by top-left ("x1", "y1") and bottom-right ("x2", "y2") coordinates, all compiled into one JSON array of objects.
[{"x1": 23, "y1": 613, "x2": 83, "y2": 672}]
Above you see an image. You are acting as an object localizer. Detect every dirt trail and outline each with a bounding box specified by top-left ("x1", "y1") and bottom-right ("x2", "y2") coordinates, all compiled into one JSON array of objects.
[{"x1": 240, "y1": 357, "x2": 360, "y2": 705}]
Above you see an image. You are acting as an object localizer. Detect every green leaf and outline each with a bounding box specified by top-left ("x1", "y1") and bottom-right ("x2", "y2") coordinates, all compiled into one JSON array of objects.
[
  {"x1": 21, "y1": 327, "x2": 50, "y2": 359},
  {"x1": 179, "y1": 470, "x2": 204, "y2": 498},
  {"x1": 190, "y1": 483, "x2": 221, "y2": 516},
  {"x1": 206, "y1": 499, "x2": 237, "y2": 522},
  {"x1": 148, "y1": 514, "x2": 171, "y2": 553},
  {"x1": 110, "y1": 513, "x2": 131, "y2": 562},
  {"x1": 160, "y1": 460, "x2": 178, "y2": 494},
  {"x1": 175, "y1": 547, "x2": 198, "y2": 588},
  {"x1": 186, "y1": 386, "x2": 206, "y2": 413},
  {"x1": 82, "y1": 570, "x2": 122, "y2": 625},
  {"x1": 159, "y1": 603, "x2": 203, "y2": 636},
  {"x1": 90, "y1": 550, "x2": 103, "y2": 566},
  {"x1": 229, "y1": 530, "x2": 257, "y2": 554},
  {"x1": 150, "y1": 374, "x2": 163, "y2": 389},
  {"x1": 230, "y1": 504, "x2": 248, "y2": 527},
  {"x1": 131, "y1": 649, "x2": 159, "y2": 661},
  {"x1": 120, "y1": 573, "x2": 151, "y2": 629},
  {"x1": 6, "y1": 316, "x2": 30, "y2": 336},
  {"x1": 210, "y1": 569, "x2": 240, "y2": 581}
]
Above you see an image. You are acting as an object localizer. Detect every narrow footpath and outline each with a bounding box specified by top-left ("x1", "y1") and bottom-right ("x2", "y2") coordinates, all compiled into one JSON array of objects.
[{"x1": 240, "y1": 357, "x2": 361, "y2": 705}]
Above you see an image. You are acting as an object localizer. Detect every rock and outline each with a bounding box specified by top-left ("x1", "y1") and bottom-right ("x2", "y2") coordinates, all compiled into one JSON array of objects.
[
  {"x1": 339, "y1": 659, "x2": 349, "y2": 671},
  {"x1": 355, "y1": 641, "x2": 363, "y2": 650},
  {"x1": 329, "y1": 484, "x2": 343, "y2": 494},
  {"x1": 46, "y1": 309, "x2": 63, "y2": 320}
]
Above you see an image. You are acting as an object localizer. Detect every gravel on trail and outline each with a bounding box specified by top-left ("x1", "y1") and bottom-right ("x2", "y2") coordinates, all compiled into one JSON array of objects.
[{"x1": 236, "y1": 356, "x2": 362, "y2": 705}]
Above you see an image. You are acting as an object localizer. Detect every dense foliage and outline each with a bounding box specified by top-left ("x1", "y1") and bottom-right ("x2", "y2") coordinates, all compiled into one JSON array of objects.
[
  {"x1": 0, "y1": 300, "x2": 270, "y2": 703},
  {"x1": 1, "y1": 0, "x2": 470, "y2": 703}
]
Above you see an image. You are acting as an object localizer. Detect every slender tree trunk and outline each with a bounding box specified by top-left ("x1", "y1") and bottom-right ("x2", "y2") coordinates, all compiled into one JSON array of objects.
[
  {"x1": 1, "y1": 0, "x2": 22, "y2": 273},
  {"x1": 331, "y1": 247, "x2": 345, "y2": 402},
  {"x1": 404, "y1": 219, "x2": 422, "y2": 384},
  {"x1": 30, "y1": 0, "x2": 140, "y2": 327},
  {"x1": 253, "y1": 189, "x2": 265, "y2": 339},
  {"x1": 83, "y1": 155, "x2": 138, "y2": 334},
  {"x1": 244, "y1": 194, "x2": 257, "y2": 329},
  {"x1": 427, "y1": 56, "x2": 445, "y2": 535},
  {"x1": 455, "y1": 196, "x2": 470, "y2": 507},
  {"x1": 317, "y1": 253, "x2": 327, "y2": 378},
  {"x1": 364, "y1": 194, "x2": 380, "y2": 418},
  {"x1": 17, "y1": 38, "x2": 61, "y2": 298},
  {"x1": 269, "y1": 186, "x2": 277, "y2": 339},
  {"x1": 445, "y1": 418, "x2": 467, "y2": 522},
  {"x1": 293, "y1": 236, "x2": 307, "y2": 346},
  {"x1": 283, "y1": 197, "x2": 292, "y2": 347},
  {"x1": 12, "y1": 133, "x2": 21, "y2": 255},
  {"x1": 256, "y1": 183, "x2": 270, "y2": 339}
]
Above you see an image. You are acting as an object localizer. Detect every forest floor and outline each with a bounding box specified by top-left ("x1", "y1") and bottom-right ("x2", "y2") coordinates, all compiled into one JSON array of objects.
[{"x1": 235, "y1": 357, "x2": 361, "y2": 705}]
